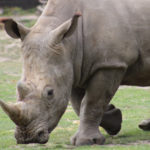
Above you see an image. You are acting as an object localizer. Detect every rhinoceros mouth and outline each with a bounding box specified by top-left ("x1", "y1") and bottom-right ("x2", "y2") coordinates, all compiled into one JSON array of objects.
[
  {"x1": 16, "y1": 131, "x2": 49, "y2": 144},
  {"x1": 17, "y1": 138, "x2": 48, "y2": 144},
  {"x1": 15, "y1": 126, "x2": 49, "y2": 144}
]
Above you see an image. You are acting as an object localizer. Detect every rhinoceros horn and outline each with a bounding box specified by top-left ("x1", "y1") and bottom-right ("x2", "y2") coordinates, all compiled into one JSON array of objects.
[
  {"x1": 17, "y1": 81, "x2": 30, "y2": 100},
  {"x1": 0, "y1": 100, "x2": 27, "y2": 126}
]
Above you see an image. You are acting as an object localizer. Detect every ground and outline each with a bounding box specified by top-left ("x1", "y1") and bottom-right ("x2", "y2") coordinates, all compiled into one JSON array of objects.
[{"x1": 0, "y1": 14, "x2": 150, "y2": 150}]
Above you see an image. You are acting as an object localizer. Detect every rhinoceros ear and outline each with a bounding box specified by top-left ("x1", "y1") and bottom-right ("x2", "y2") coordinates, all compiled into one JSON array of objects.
[
  {"x1": 52, "y1": 13, "x2": 81, "y2": 43},
  {"x1": 0, "y1": 18, "x2": 30, "y2": 40}
]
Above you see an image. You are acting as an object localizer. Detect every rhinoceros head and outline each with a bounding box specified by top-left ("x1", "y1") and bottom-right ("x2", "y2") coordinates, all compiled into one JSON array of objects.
[{"x1": 0, "y1": 14, "x2": 80, "y2": 144}]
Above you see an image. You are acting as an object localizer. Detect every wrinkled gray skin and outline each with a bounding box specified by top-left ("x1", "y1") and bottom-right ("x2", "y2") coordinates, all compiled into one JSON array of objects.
[{"x1": 1, "y1": 0, "x2": 150, "y2": 146}]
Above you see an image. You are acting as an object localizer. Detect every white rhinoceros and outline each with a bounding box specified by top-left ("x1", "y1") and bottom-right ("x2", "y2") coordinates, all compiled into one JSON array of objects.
[{"x1": 0, "y1": 0, "x2": 150, "y2": 146}]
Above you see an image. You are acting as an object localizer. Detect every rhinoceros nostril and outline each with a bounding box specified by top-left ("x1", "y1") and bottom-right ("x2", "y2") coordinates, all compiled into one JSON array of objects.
[
  {"x1": 36, "y1": 130, "x2": 49, "y2": 144},
  {"x1": 38, "y1": 131, "x2": 45, "y2": 138}
]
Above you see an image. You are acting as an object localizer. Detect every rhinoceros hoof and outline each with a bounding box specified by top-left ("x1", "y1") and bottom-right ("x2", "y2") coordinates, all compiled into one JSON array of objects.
[
  {"x1": 71, "y1": 130, "x2": 105, "y2": 146},
  {"x1": 139, "y1": 119, "x2": 150, "y2": 131}
]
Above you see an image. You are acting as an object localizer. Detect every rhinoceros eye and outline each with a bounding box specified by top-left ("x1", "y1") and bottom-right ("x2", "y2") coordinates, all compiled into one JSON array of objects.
[
  {"x1": 43, "y1": 87, "x2": 54, "y2": 99},
  {"x1": 47, "y1": 89, "x2": 53, "y2": 96}
]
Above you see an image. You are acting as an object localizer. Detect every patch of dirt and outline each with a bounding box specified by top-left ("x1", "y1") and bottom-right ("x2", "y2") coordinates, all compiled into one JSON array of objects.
[
  {"x1": 73, "y1": 120, "x2": 80, "y2": 125},
  {"x1": 119, "y1": 86, "x2": 150, "y2": 90},
  {"x1": 0, "y1": 57, "x2": 10, "y2": 62}
]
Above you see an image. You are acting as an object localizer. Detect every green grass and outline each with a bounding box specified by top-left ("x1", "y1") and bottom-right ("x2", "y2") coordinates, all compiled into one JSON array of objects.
[
  {"x1": 23, "y1": 20, "x2": 36, "y2": 28},
  {"x1": 1, "y1": 29, "x2": 150, "y2": 150}
]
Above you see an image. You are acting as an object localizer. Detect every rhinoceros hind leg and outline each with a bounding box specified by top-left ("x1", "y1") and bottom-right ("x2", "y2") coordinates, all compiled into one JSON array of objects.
[
  {"x1": 139, "y1": 119, "x2": 150, "y2": 131},
  {"x1": 100, "y1": 108, "x2": 122, "y2": 135},
  {"x1": 106, "y1": 104, "x2": 115, "y2": 111}
]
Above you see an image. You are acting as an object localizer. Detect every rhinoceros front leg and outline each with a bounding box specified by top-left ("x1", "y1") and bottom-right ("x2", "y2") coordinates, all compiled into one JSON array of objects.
[
  {"x1": 71, "y1": 88, "x2": 85, "y2": 116},
  {"x1": 71, "y1": 88, "x2": 115, "y2": 115},
  {"x1": 71, "y1": 89, "x2": 122, "y2": 135},
  {"x1": 71, "y1": 69, "x2": 125, "y2": 146}
]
